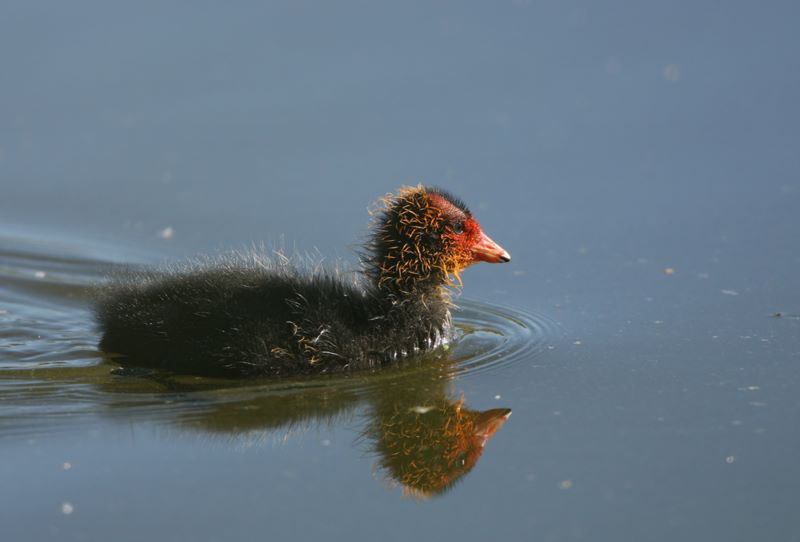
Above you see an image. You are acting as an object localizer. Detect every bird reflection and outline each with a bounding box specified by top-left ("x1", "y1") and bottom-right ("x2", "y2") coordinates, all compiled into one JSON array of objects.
[
  {"x1": 366, "y1": 397, "x2": 510, "y2": 498},
  {"x1": 101, "y1": 354, "x2": 511, "y2": 498}
]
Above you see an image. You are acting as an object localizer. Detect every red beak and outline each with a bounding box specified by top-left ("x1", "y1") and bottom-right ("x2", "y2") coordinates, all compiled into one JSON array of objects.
[
  {"x1": 471, "y1": 230, "x2": 511, "y2": 263},
  {"x1": 472, "y1": 408, "x2": 512, "y2": 447}
]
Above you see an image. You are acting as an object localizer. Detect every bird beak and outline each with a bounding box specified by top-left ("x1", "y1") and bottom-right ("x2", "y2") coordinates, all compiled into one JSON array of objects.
[
  {"x1": 472, "y1": 408, "x2": 512, "y2": 442},
  {"x1": 471, "y1": 230, "x2": 511, "y2": 263}
]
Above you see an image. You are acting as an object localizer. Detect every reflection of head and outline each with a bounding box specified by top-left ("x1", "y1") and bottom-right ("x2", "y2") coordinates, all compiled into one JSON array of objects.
[{"x1": 367, "y1": 398, "x2": 511, "y2": 498}]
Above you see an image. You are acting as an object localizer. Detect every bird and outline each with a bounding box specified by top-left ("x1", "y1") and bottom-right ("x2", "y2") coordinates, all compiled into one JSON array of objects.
[{"x1": 96, "y1": 185, "x2": 510, "y2": 377}]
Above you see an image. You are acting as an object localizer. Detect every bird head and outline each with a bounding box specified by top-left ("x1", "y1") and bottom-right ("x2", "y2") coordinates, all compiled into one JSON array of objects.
[{"x1": 366, "y1": 185, "x2": 510, "y2": 293}]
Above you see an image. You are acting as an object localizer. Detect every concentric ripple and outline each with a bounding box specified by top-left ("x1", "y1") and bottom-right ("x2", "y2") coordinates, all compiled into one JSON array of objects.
[{"x1": 449, "y1": 299, "x2": 563, "y2": 377}]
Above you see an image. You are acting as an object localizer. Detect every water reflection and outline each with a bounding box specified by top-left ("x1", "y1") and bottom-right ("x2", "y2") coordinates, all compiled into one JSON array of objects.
[
  {"x1": 99, "y1": 357, "x2": 511, "y2": 498},
  {"x1": 366, "y1": 396, "x2": 510, "y2": 498}
]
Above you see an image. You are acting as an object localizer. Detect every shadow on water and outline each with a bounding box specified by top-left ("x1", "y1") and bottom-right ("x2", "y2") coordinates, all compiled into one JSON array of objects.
[{"x1": 0, "y1": 233, "x2": 559, "y2": 498}]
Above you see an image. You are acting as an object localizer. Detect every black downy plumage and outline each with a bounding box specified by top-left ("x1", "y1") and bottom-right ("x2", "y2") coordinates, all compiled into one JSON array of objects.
[{"x1": 96, "y1": 186, "x2": 510, "y2": 377}]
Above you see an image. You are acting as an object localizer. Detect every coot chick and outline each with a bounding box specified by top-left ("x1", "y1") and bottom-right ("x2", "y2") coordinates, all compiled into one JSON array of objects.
[{"x1": 96, "y1": 185, "x2": 510, "y2": 377}]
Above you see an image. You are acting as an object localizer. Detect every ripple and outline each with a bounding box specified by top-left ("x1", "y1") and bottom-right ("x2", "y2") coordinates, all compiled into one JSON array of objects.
[
  {"x1": 450, "y1": 300, "x2": 564, "y2": 377},
  {"x1": 0, "y1": 298, "x2": 563, "y2": 439}
]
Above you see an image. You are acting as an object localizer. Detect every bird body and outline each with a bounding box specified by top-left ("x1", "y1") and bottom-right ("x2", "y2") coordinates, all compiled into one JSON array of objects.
[{"x1": 96, "y1": 186, "x2": 509, "y2": 377}]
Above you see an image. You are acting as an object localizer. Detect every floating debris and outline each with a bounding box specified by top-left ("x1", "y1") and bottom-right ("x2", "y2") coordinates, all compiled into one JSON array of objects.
[
  {"x1": 158, "y1": 226, "x2": 175, "y2": 240},
  {"x1": 721, "y1": 289, "x2": 740, "y2": 296},
  {"x1": 663, "y1": 267, "x2": 675, "y2": 275}
]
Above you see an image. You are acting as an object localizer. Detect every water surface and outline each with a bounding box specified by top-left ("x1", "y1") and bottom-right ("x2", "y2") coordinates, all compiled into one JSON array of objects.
[{"x1": 2, "y1": 1, "x2": 799, "y2": 541}]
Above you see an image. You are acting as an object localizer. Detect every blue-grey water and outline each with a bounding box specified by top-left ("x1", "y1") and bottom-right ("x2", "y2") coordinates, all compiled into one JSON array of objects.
[{"x1": 2, "y1": 2, "x2": 799, "y2": 541}]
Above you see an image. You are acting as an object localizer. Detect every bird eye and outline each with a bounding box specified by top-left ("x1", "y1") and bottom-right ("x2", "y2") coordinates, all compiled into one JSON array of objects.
[{"x1": 452, "y1": 221, "x2": 464, "y2": 235}]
